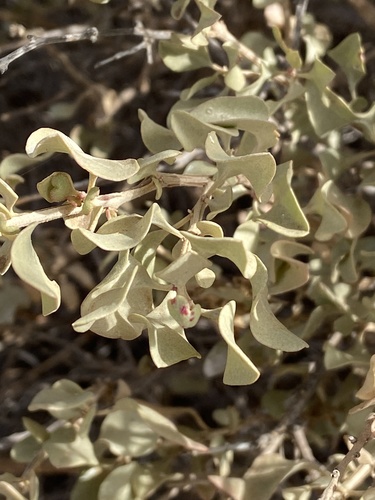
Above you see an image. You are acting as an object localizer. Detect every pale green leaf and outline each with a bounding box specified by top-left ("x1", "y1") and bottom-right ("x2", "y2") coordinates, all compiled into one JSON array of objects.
[
  {"x1": 181, "y1": 74, "x2": 219, "y2": 100},
  {"x1": 0, "y1": 283, "x2": 30, "y2": 322},
  {"x1": 208, "y1": 476, "x2": 245, "y2": 500},
  {"x1": 71, "y1": 203, "x2": 181, "y2": 254},
  {"x1": 236, "y1": 125, "x2": 278, "y2": 156},
  {"x1": 73, "y1": 253, "x2": 153, "y2": 339},
  {"x1": 133, "y1": 293, "x2": 201, "y2": 365},
  {"x1": 28, "y1": 379, "x2": 95, "y2": 420},
  {"x1": 184, "y1": 160, "x2": 217, "y2": 177},
  {"x1": 175, "y1": 95, "x2": 278, "y2": 153},
  {"x1": 256, "y1": 161, "x2": 310, "y2": 237},
  {"x1": 206, "y1": 132, "x2": 276, "y2": 200},
  {"x1": 22, "y1": 418, "x2": 49, "y2": 443},
  {"x1": 71, "y1": 467, "x2": 107, "y2": 500},
  {"x1": 301, "y1": 13, "x2": 332, "y2": 64},
  {"x1": 11, "y1": 435, "x2": 41, "y2": 464},
  {"x1": 26, "y1": 128, "x2": 139, "y2": 181},
  {"x1": 0, "y1": 478, "x2": 29, "y2": 500},
  {"x1": 156, "y1": 251, "x2": 212, "y2": 285},
  {"x1": 222, "y1": 41, "x2": 240, "y2": 68},
  {"x1": 0, "y1": 152, "x2": 51, "y2": 183},
  {"x1": 0, "y1": 178, "x2": 18, "y2": 212},
  {"x1": 272, "y1": 27, "x2": 302, "y2": 69},
  {"x1": 269, "y1": 240, "x2": 313, "y2": 295},
  {"x1": 195, "y1": 267, "x2": 216, "y2": 288},
  {"x1": 331, "y1": 239, "x2": 358, "y2": 284},
  {"x1": 133, "y1": 229, "x2": 168, "y2": 275},
  {"x1": 100, "y1": 410, "x2": 158, "y2": 457},
  {"x1": 233, "y1": 220, "x2": 259, "y2": 253},
  {"x1": 44, "y1": 426, "x2": 98, "y2": 467},
  {"x1": 132, "y1": 466, "x2": 174, "y2": 500},
  {"x1": 328, "y1": 33, "x2": 365, "y2": 96},
  {"x1": 304, "y1": 182, "x2": 347, "y2": 241},
  {"x1": 170, "y1": 110, "x2": 238, "y2": 151},
  {"x1": 207, "y1": 186, "x2": 233, "y2": 220},
  {"x1": 144, "y1": 291, "x2": 183, "y2": 328},
  {"x1": 159, "y1": 33, "x2": 213, "y2": 72},
  {"x1": 306, "y1": 83, "x2": 355, "y2": 136},
  {"x1": 243, "y1": 454, "x2": 312, "y2": 500},
  {"x1": 148, "y1": 321, "x2": 201, "y2": 367},
  {"x1": 305, "y1": 180, "x2": 371, "y2": 241},
  {"x1": 98, "y1": 464, "x2": 138, "y2": 500},
  {"x1": 301, "y1": 58, "x2": 358, "y2": 135},
  {"x1": 203, "y1": 340, "x2": 227, "y2": 378},
  {"x1": 193, "y1": 1, "x2": 221, "y2": 42},
  {"x1": 224, "y1": 65, "x2": 246, "y2": 92},
  {"x1": 266, "y1": 81, "x2": 305, "y2": 116},
  {"x1": 353, "y1": 102, "x2": 375, "y2": 144},
  {"x1": 300, "y1": 57, "x2": 335, "y2": 91},
  {"x1": 218, "y1": 301, "x2": 260, "y2": 385},
  {"x1": 114, "y1": 398, "x2": 208, "y2": 452},
  {"x1": 191, "y1": 95, "x2": 270, "y2": 124},
  {"x1": 128, "y1": 150, "x2": 180, "y2": 184},
  {"x1": 0, "y1": 239, "x2": 13, "y2": 275},
  {"x1": 181, "y1": 232, "x2": 257, "y2": 279},
  {"x1": 11, "y1": 224, "x2": 60, "y2": 315},
  {"x1": 324, "y1": 343, "x2": 370, "y2": 371},
  {"x1": 250, "y1": 256, "x2": 308, "y2": 351},
  {"x1": 196, "y1": 220, "x2": 224, "y2": 238},
  {"x1": 138, "y1": 109, "x2": 182, "y2": 153},
  {"x1": 171, "y1": 0, "x2": 191, "y2": 19}
]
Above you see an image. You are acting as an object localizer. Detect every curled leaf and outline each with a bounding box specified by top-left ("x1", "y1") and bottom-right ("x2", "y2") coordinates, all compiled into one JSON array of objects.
[
  {"x1": 26, "y1": 128, "x2": 139, "y2": 181},
  {"x1": 218, "y1": 301, "x2": 260, "y2": 385},
  {"x1": 156, "y1": 251, "x2": 212, "y2": 286},
  {"x1": 71, "y1": 203, "x2": 182, "y2": 254},
  {"x1": 250, "y1": 256, "x2": 308, "y2": 351},
  {"x1": 269, "y1": 240, "x2": 313, "y2": 294},
  {"x1": 205, "y1": 132, "x2": 276, "y2": 201},
  {"x1": 11, "y1": 223, "x2": 61, "y2": 315},
  {"x1": 73, "y1": 252, "x2": 153, "y2": 339},
  {"x1": 256, "y1": 161, "x2": 310, "y2": 237}
]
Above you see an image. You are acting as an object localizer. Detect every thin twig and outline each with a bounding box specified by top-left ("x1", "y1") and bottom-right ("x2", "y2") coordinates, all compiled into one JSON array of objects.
[
  {"x1": 95, "y1": 41, "x2": 147, "y2": 68},
  {"x1": 95, "y1": 21, "x2": 171, "y2": 68}
]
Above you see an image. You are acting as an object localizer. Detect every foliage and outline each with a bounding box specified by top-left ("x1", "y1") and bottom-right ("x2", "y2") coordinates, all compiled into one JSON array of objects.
[{"x1": 1, "y1": 0, "x2": 375, "y2": 499}]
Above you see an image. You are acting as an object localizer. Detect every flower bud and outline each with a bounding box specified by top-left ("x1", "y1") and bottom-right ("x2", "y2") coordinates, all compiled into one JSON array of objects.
[{"x1": 168, "y1": 294, "x2": 201, "y2": 328}]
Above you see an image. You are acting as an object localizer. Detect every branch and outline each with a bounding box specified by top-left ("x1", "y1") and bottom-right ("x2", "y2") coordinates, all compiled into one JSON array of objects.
[
  {"x1": 319, "y1": 412, "x2": 375, "y2": 500},
  {"x1": 3, "y1": 174, "x2": 210, "y2": 230},
  {"x1": 0, "y1": 27, "x2": 99, "y2": 74},
  {"x1": 0, "y1": 22, "x2": 173, "y2": 74}
]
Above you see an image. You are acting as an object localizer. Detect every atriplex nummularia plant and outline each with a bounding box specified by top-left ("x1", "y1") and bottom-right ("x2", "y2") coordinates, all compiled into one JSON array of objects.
[{"x1": 1, "y1": 1, "x2": 375, "y2": 387}]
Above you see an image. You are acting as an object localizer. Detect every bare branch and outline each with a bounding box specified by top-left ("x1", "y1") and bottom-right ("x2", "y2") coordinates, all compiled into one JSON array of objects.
[
  {"x1": 0, "y1": 27, "x2": 99, "y2": 74},
  {"x1": 319, "y1": 413, "x2": 375, "y2": 499}
]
